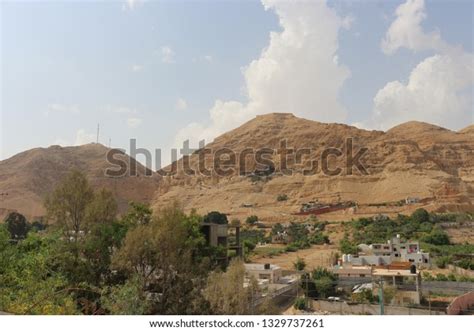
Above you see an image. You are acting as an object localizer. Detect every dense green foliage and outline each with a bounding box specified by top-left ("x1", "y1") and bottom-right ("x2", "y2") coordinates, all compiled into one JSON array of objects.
[
  {"x1": 4, "y1": 212, "x2": 30, "y2": 239},
  {"x1": 203, "y1": 211, "x2": 228, "y2": 224},
  {"x1": 347, "y1": 209, "x2": 473, "y2": 270},
  {"x1": 0, "y1": 171, "x2": 274, "y2": 315},
  {"x1": 245, "y1": 215, "x2": 259, "y2": 225},
  {"x1": 302, "y1": 267, "x2": 338, "y2": 299}
]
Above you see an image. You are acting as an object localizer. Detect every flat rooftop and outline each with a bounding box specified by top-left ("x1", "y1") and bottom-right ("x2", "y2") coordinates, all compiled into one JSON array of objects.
[
  {"x1": 372, "y1": 269, "x2": 419, "y2": 277},
  {"x1": 244, "y1": 263, "x2": 281, "y2": 271}
]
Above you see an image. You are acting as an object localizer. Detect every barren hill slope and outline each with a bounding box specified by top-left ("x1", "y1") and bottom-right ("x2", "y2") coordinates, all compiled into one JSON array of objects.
[
  {"x1": 0, "y1": 144, "x2": 160, "y2": 220},
  {"x1": 153, "y1": 113, "x2": 474, "y2": 220}
]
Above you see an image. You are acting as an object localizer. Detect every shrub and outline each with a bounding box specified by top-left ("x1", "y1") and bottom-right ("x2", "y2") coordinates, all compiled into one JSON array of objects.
[
  {"x1": 310, "y1": 232, "x2": 329, "y2": 245},
  {"x1": 293, "y1": 297, "x2": 307, "y2": 310},
  {"x1": 447, "y1": 273, "x2": 457, "y2": 282},
  {"x1": 245, "y1": 215, "x2": 259, "y2": 225},
  {"x1": 277, "y1": 194, "x2": 288, "y2": 202},
  {"x1": 436, "y1": 256, "x2": 451, "y2": 269},
  {"x1": 339, "y1": 234, "x2": 359, "y2": 255},
  {"x1": 435, "y1": 273, "x2": 448, "y2": 281},
  {"x1": 411, "y1": 208, "x2": 430, "y2": 224},
  {"x1": 203, "y1": 211, "x2": 228, "y2": 224},
  {"x1": 422, "y1": 272, "x2": 434, "y2": 281},
  {"x1": 293, "y1": 257, "x2": 306, "y2": 271},
  {"x1": 423, "y1": 229, "x2": 450, "y2": 245},
  {"x1": 4, "y1": 212, "x2": 29, "y2": 240}
]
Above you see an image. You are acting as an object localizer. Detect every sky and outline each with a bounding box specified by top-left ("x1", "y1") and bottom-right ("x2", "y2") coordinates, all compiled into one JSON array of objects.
[{"x1": 1, "y1": 0, "x2": 473, "y2": 168}]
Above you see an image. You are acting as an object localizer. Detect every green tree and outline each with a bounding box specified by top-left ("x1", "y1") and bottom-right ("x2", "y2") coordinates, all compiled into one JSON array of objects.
[
  {"x1": 303, "y1": 267, "x2": 338, "y2": 299},
  {"x1": 339, "y1": 233, "x2": 359, "y2": 255},
  {"x1": 203, "y1": 211, "x2": 228, "y2": 224},
  {"x1": 121, "y1": 201, "x2": 152, "y2": 227},
  {"x1": 85, "y1": 188, "x2": 118, "y2": 226},
  {"x1": 101, "y1": 276, "x2": 150, "y2": 314},
  {"x1": 423, "y1": 229, "x2": 450, "y2": 245},
  {"x1": 411, "y1": 208, "x2": 430, "y2": 224},
  {"x1": 111, "y1": 204, "x2": 208, "y2": 314},
  {"x1": 4, "y1": 212, "x2": 29, "y2": 239},
  {"x1": 203, "y1": 259, "x2": 275, "y2": 314},
  {"x1": 293, "y1": 257, "x2": 306, "y2": 271},
  {"x1": 271, "y1": 223, "x2": 284, "y2": 235},
  {"x1": 245, "y1": 215, "x2": 259, "y2": 225},
  {"x1": 0, "y1": 230, "x2": 78, "y2": 314},
  {"x1": 45, "y1": 170, "x2": 94, "y2": 243}
]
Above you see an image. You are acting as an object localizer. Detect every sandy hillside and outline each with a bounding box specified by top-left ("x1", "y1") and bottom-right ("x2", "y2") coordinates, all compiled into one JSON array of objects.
[
  {"x1": 1, "y1": 114, "x2": 473, "y2": 222},
  {"x1": 152, "y1": 113, "x2": 474, "y2": 221},
  {"x1": 0, "y1": 143, "x2": 160, "y2": 219}
]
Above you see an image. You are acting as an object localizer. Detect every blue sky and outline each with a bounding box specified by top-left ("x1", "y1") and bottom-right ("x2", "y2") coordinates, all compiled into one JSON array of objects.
[{"x1": 1, "y1": 0, "x2": 473, "y2": 166}]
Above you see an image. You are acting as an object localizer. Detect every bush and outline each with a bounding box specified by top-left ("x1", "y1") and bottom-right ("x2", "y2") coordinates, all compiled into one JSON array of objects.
[
  {"x1": 447, "y1": 273, "x2": 457, "y2": 282},
  {"x1": 243, "y1": 240, "x2": 256, "y2": 252},
  {"x1": 4, "y1": 212, "x2": 29, "y2": 240},
  {"x1": 277, "y1": 194, "x2": 288, "y2": 202},
  {"x1": 310, "y1": 232, "x2": 329, "y2": 245},
  {"x1": 339, "y1": 234, "x2": 359, "y2": 255},
  {"x1": 411, "y1": 208, "x2": 430, "y2": 223},
  {"x1": 422, "y1": 272, "x2": 434, "y2": 281},
  {"x1": 203, "y1": 211, "x2": 228, "y2": 224},
  {"x1": 435, "y1": 273, "x2": 448, "y2": 281},
  {"x1": 293, "y1": 297, "x2": 307, "y2": 310},
  {"x1": 436, "y1": 256, "x2": 451, "y2": 269},
  {"x1": 423, "y1": 229, "x2": 450, "y2": 245},
  {"x1": 245, "y1": 215, "x2": 259, "y2": 225},
  {"x1": 293, "y1": 257, "x2": 306, "y2": 271}
]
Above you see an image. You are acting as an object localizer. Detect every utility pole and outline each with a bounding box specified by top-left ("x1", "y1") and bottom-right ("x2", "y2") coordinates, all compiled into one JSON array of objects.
[
  {"x1": 378, "y1": 279, "x2": 385, "y2": 315},
  {"x1": 428, "y1": 291, "x2": 431, "y2": 315}
]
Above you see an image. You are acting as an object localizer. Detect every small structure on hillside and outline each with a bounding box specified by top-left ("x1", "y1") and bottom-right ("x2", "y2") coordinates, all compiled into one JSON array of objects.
[
  {"x1": 342, "y1": 234, "x2": 430, "y2": 268},
  {"x1": 244, "y1": 263, "x2": 282, "y2": 284},
  {"x1": 405, "y1": 197, "x2": 420, "y2": 204},
  {"x1": 200, "y1": 220, "x2": 242, "y2": 262},
  {"x1": 372, "y1": 262, "x2": 422, "y2": 305}
]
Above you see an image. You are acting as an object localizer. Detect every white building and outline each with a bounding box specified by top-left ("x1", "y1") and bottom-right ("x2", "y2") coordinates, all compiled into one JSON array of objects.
[
  {"x1": 244, "y1": 263, "x2": 282, "y2": 284},
  {"x1": 343, "y1": 234, "x2": 430, "y2": 268}
]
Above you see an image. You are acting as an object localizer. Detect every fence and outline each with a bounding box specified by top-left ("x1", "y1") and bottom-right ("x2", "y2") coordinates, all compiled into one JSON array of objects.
[
  {"x1": 311, "y1": 300, "x2": 445, "y2": 315},
  {"x1": 337, "y1": 278, "x2": 474, "y2": 295}
]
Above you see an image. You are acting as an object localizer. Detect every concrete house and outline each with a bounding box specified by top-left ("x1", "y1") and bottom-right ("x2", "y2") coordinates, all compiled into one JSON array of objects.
[{"x1": 344, "y1": 234, "x2": 430, "y2": 268}]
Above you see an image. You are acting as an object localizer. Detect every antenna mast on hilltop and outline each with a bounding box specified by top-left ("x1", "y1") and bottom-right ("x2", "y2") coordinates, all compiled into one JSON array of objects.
[{"x1": 96, "y1": 123, "x2": 100, "y2": 144}]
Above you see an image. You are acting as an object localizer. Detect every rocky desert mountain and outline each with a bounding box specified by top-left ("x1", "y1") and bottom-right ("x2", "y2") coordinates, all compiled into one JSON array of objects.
[
  {"x1": 0, "y1": 143, "x2": 160, "y2": 220},
  {"x1": 1, "y1": 113, "x2": 473, "y2": 222},
  {"x1": 152, "y1": 113, "x2": 474, "y2": 221}
]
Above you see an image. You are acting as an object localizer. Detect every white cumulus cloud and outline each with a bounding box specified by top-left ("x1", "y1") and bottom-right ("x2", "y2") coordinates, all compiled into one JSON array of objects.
[
  {"x1": 367, "y1": 0, "x2": 473, "y2": 130},
  {"x1": 381, "y1": 0, "x2": 448, "y2": 54},
  {"x1": 372, "y1": 52, "x2": 473, "y2": 130},
  {"x1": 174, "y1": 0, "x2": 350, "y2": 147}
]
